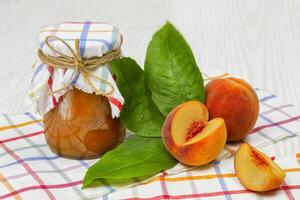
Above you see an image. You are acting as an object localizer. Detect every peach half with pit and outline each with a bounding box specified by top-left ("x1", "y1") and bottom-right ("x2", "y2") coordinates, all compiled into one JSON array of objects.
[
  {"x1": 234, "y1": 143, "x2": 286, "y2": 192},
  {"x1": 162, "y1": 101, "x2": 227, "y2": 166}
]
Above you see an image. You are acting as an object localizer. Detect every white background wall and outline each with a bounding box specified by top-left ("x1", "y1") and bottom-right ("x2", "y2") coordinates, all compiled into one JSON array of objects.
[{"x1": 0, "y1": 0, "x2": 300, "y2": 114}]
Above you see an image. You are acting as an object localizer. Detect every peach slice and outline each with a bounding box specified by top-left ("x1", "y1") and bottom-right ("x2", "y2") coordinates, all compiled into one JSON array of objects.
[
  {"x1": 234, "y1": 143, "x2": 286, "y2": 192},
  {"x1": 162, "y1": 101, "x2": 227, "y2": 166}
]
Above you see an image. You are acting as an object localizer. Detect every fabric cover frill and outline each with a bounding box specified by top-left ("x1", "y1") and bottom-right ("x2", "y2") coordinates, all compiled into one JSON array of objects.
[{"x1": 30, "y1": 21, "x2": 124, "y2": 118}]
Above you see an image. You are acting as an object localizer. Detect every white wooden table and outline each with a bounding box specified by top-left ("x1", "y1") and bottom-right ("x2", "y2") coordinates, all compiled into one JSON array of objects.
[{"x1": 0, "y1": 0, "x2": 299, "y2": 114}]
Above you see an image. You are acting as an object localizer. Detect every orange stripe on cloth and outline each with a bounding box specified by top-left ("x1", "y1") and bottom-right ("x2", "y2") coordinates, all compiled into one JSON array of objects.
[
  {"x1": 296, "y1": 153, "x2": 300, "y2": 158},
  {"x1": 142, "y1": 173, "x2": 236, "y2": 185},
  {"x1": 0, "y1": 119, "x2": 42, "y2": 132},
  {"x1": 40, "y1": 29, "x2": 113, "y2": 33},
  {"x1": 142, "y1": 167, "x2": 300, "y2": 185},
  {"x1": 284, "y1": 168, "x2": 300, "y2": 173},
  {"x1": 0, "y1": 172, "x2": 21, "y2": 200}
]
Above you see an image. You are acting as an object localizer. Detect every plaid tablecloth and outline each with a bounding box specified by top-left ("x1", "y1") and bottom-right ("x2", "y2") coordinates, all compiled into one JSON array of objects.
[{"x1": 1, "y1": 74, "x2": 300, "y2": 199}]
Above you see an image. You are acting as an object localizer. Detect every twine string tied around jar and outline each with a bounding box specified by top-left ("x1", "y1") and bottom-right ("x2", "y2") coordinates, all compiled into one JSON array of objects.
[{"x1": 38, "y1": 35, "x2": 122, "y2": 96}]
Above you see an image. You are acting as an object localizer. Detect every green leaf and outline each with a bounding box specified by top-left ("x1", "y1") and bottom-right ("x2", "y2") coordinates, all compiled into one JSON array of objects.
[
  {"x1": 145, "y1": 21, "x2": 205, "y2": 116},
  {"x1": 82, "y1": 135, "x2": 177, "y2": 187},
  {"x1": 111, "y1": 57, "x2": 165, "y2": 137}
]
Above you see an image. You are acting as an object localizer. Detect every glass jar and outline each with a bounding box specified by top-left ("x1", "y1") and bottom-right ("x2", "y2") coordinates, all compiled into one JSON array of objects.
[{"x1": 43, "y1": 89, "x2": 125, "y2": 159}]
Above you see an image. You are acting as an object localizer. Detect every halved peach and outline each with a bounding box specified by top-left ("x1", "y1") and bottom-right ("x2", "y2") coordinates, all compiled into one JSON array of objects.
[
  {"x1": 234, "y1": 143, "x2": 286, "y2": 192},
  {"x1": 162, "y1": 101, "x2": 227, "y2": 166}
]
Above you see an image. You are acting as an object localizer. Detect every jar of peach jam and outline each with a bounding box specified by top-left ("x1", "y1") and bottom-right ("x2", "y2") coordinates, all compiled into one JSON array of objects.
[
  {"x1": 31, "y1": 22, "x2": 125, "y2": 159},
  {"x1": 43, "y1": 89, "x2": 125, "y2": 159}
]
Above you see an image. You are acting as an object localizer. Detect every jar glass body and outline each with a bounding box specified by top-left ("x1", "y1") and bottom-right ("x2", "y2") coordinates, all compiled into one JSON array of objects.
[{"x1": 43, "y1": 89, "x2": 125, "y2": 159}]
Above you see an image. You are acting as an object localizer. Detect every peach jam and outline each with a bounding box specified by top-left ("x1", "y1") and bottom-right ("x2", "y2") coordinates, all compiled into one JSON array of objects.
[{"x1": 43, "y1": 89, "x2": 125, "y2": 159}]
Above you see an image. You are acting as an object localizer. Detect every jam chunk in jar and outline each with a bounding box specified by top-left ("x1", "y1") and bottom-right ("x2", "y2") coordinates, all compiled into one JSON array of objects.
[{"x1": 43, "y1": 89, "x2": 125, "y2": 159}]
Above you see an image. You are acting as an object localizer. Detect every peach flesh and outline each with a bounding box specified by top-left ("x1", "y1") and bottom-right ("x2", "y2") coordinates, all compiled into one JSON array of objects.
[
  {"x1": 162, "y1": 101, "x2": 227, "y2": 166},
  {"x1": 176, "y1": 118, "x2": 226, "y2": 166},
  {"x1": 183, "y1": 118, "x2": 225, "y2": 145},
  {"x1": 205, "y1": 77, "x2": 259, "y2": 142},
  {"x1": 169, "y1": 101, "x2": 209, "y2": 146},
  {"x1": 234, "y1": 143, "x2": 286, "y2": 192}
]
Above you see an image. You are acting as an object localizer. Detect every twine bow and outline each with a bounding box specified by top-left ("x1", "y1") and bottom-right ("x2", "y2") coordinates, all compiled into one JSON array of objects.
[{"x1": 38, "y1": 35, "x2": 122, "y2": 96}]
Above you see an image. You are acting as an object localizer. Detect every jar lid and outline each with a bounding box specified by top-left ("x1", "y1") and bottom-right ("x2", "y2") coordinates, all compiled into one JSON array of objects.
[{"x1": 30, "y1": 21, "x2": 124, "y2": 118}]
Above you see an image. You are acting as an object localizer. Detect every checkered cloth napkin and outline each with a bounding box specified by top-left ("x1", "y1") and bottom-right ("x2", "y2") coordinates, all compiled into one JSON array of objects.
[
  {"x1": 30, "y1": 21, "x2": 123, "y2": 118},
  {"x1": 1, "y1": 69, "x2": 300, "y2": 199}
]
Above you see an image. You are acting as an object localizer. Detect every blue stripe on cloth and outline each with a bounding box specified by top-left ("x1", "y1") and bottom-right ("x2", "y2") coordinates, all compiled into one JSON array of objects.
[
  {"x1": 71, "y1": 71, "x2": 81, "y2": 85},
  {"x1": 99, "y1": 26, "x2": 117, "y2": 92},
  {"x1": 97, "y1": 26, "x2": 118, "y2": 92},
  {"x1": 70, "y1": 21, "x2": 92, "y2": 85},
  {"x1": 103, "y1": 39, "x2": 113, "y2": 51},
  {"x1": 259, "y1": 114, "x2": 296, "y2": 137},
  {"x1": 80, "y1": 21, "x2": 91, "y2": 57},
  {"x1": 257, "y1": 130, "x2": 276, "y2": 142},
  {"x1": 0, "y1": 144, "x2": 48, "y2": 158},
  {"x1": 102, "y1": 181, "x2": 116, "y2": 200},
  {"x1": 259, "y1": 95, "x2": 276, "y2": 102},
  {"x1": 78, "y1": 160, "x2": 116, "y2": 197},
  {"x1": 32, "y1": 63, "x2": 44, "y2": 83},
  {"x1": 25, "y1": 113, "x2": 43, "y2": 126},
  {"x1": 80, "y1": 159, "x2": 116, "y2": 199},
  {"x1": 214, "y1": 161, "x2": 232, "y2": 200},
  {"x1": 78, "y1": 160, "x2": 90, "y2": 169},
  {"x1": 99, "y1": 67, "x2": 109, "y2": 92},
  {"x1": 111, "y1": 26, "x2": 119, "y2": 51},
  {"x1": 0, "y1": 156, "x2": 59, "y2": 168}
]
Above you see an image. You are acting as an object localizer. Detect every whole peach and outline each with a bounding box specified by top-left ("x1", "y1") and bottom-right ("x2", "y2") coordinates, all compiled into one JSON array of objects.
[{"x1": 205, "y1": 77, "x2": 259, "y2": 142}]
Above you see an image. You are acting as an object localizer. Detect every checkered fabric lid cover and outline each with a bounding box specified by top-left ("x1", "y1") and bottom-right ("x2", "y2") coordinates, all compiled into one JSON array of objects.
[{"x1": 30, "y1": 21, "x2": 124, "y2": 117}]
